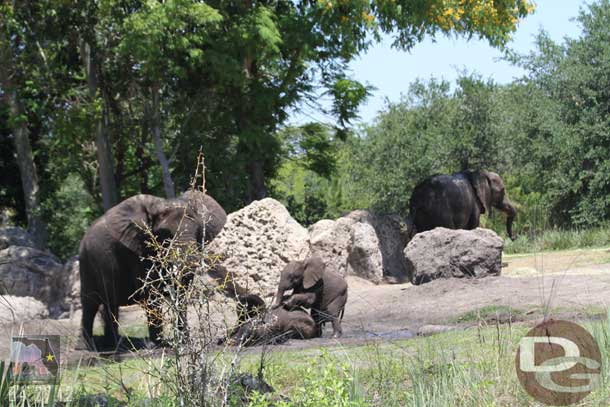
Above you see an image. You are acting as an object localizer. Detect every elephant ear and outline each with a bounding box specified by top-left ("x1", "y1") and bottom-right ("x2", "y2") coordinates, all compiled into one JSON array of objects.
[
  {"x1": 105, "y1": 195, "x2": 162, "y2": 255},
  {"x1": 302, "y1": 257, "x2": 325, "y2": 289},
  {"x1": 469, "y1": 171, "x2": 491, "y2": 215}
]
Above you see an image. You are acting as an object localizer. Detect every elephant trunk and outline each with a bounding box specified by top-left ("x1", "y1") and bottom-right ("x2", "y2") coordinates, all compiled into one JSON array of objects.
[
  {"x1": 500, "y1": 198, "x2": 517, "y2": 240},
  {"x1": 272, "y1": 284, "x2": 287, "y2": 309}
]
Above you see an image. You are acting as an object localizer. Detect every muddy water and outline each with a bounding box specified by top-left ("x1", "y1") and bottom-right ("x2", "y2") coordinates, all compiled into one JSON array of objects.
[{"x1": 363, "y1": 329, "x2": 414, "y2": 340}]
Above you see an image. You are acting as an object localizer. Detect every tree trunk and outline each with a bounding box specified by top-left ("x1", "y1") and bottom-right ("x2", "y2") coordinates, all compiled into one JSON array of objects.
[
  {"x1": 137, "y1": 113, "x2": 150, "y2": 194},
  {"x1": 1, "y1": 30, "x2": 47, "y2": 247},
  {"x1": 247, "y1": 160, "x2": 266, "y2": 202},
  {"x1": 151, "y1": 84, "x2": 175, "y2": 199},
  {"x1": 8, "y1": 91, "x2": 48, "y2": 248},
  {"x1": 80, "y1": 40, "x2": 119, "y2": 211},
  {"x1": 238, "y1": 1, "x2": 266, "y2": 203}
]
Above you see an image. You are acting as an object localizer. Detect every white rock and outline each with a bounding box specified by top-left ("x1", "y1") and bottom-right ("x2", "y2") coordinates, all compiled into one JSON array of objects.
[
  {"x1": 63, "y1": 256, "x2": 80, "y2": 313},
  {"x1": 0, "y1": 295, "x2": 49, "y2": 324},
  {"x1": 309, "y1": 219, "x2": 352, "y2": 277},
  {"x1": 208, "y1": 198, "x2": 310, "y2": 297},
  {"x1": 347, "y1": 221, "x2": 383, "y2": 283},
  {"x1": 308, "y1": 210, "x2": 410, "y2": 284}
]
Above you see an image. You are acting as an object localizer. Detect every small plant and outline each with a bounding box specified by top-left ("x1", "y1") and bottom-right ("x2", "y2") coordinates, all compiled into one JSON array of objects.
[
  {"x1": 133, "y1": 152, "x2": 250, "y2": 406},
  {"x1": 280, "y1": 352, "x2": 366, "y2": 407}
]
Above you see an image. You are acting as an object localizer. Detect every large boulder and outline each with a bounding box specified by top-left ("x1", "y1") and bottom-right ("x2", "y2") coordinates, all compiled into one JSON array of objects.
[
  {"x1": 0, "y1": 295, "x2": 49, "y2": 324},
  {"x1": 404, "y1": 228, "x2": 503, "y2": 285},
  {"x1": 0, "y1": 226, "x2": 40, "y2": 250},
  {"x1": 308, "y1": 219, "x2": 352, "y2": 278},
  {"x1": 346, "y1": 221, "x2": 383, "y2": 282},
  {"x1": 0, "y1": 246, "x2": 65, "y2": 315},
  {"x1": 63, "y1": 256, "x2": 81, "y2": 313},
  {"x1": 208, "y1": 198, "x2": 310, "y2": 298},
  {"x1": 308, "y1": 210, "x2": 410, "y2": 284}
]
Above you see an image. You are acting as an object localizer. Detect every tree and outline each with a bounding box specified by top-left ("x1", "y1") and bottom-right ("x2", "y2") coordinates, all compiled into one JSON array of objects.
[
  {"x1": 79, "y1": 38, "x2": 120, "y2": 209},
  {"x1": 0, "y1": 2, "x2": 54, "y2": 246},
  {"x1": 509, "y1": 0, "x2": 610, "y2": 227},
  {"x1": 0, "y1": 0, "x2": 536, "y2": 256},
  {"x1": 352, "y1": 78, "x2": 455, "y2": 214},
  {"x1": 342, "y1": 74, "x2": 510, "y2": 215},
  {"x1": 117, "y1": 0, "x2": 536, "y2": 203},
  {"x1": 448, "y1": 74, "x2": 499, "y2": 170}
]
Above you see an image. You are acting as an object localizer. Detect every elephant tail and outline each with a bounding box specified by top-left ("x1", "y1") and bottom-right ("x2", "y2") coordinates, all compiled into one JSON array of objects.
[{"x1": 339, "y1": 307, "x2": 345, "y2": 321}]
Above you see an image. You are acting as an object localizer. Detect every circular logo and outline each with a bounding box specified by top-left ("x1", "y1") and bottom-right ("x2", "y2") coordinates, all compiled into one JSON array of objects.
[{"x1": 515, "y1": 319, "x2": 601, "y2": 406}]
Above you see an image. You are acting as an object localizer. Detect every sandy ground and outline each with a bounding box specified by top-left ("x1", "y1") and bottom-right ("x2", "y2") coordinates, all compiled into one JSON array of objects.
[{"x1": 2, "y1": 248, "x2": 610, "y2": 365}]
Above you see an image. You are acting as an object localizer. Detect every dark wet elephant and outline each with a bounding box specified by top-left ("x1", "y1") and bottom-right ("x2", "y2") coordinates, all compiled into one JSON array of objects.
[
  {"x1": 409, "y1": 170, "x2": 516, "y2": 240},
  {"x1": 271, "y1": 257, "x2": 347, "y2": 338},
  {"x1": 219, "y1": 294, "x2": 318, "y2": 346},
  {"x1": 78, "y1": 191, "x2": 226, "y2": 349}
]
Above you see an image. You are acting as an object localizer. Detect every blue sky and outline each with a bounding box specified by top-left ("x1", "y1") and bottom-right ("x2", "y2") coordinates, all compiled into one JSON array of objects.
[{"x1": 291, "y1": 0, "x2": 590, "y2": 125}]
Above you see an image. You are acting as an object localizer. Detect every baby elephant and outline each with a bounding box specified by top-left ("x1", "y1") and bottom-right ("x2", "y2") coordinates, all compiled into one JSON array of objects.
[
  {"x1": 272, "y1": 257, "x2": 347, "y2": 338},
  {"x1": 219, "y1": 294, "x2": 318, "y2": 346}
]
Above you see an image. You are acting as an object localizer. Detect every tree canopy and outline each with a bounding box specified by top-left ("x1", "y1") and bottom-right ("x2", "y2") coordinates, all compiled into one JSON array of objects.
[
  {"x1": 1, "y1": 0, "x2": 534, "y2": 256},
  {"x1": 272, "y1": 0, "x2": 610, "y2": 241}
]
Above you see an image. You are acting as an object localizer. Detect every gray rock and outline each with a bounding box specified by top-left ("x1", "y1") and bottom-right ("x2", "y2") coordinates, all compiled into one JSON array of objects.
[
  {"x1": 0, "y1": 227, "x2": 40, "y2": 250},
  {"x1": 346, "y1": 221, "x2": 383, "y2": 283},
  {"x1": 308, "y1": 219, "x2": 352, "y2": 278},
  {"x1": 404, "y1": 228, "x2": 504, "y2": 285},
  {"x1": 63, "y1": 256, "x2": 80, "y2": 313},
  {"x1": 308, "y1": 210, "x2": 410, "y2": 284},
  {"x1": 371, "y1": 214, "x2": 412, "y2": 282},
  {"x1": 208, "y1": 198, "x2": 310, "y2": 298},
  {"x1": 0, "y1": 246, "x2": 65, "y2": 315},
  {"x1": 0, "y1": 295, "x2": 49, "y2": 324}
]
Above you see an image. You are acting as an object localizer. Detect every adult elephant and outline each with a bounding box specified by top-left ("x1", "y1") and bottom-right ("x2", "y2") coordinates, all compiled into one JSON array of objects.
[
  {"x1": 271, "y1": 257, "x2": 347, "y2": 338},
  {"x1": 409, "y1": 170, "x2": 516, "y2": 240},
  {"x1": 78, "y1": 191, "x2": 226, "y2": 349}
]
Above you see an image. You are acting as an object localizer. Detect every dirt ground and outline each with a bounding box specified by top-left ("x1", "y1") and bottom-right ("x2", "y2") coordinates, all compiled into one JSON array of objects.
[{"x1": 2, "y1": 248, "x2": 610, "y2": 365}]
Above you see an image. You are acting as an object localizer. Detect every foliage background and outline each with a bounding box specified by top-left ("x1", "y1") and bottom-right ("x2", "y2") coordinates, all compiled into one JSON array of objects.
[{"x1": 11, "y1": 0, "x2": 610, "y2": 257}]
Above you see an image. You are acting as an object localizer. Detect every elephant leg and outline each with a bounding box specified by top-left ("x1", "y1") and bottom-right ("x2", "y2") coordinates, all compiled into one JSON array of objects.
[
  {"x1": 81, "y1": 298, "x2": 99, "y2": 350},
  {"x1": 101, "y1": 302, "x2": 120, "y2": 348},
  {"x1": 325, "y1": 296, "x2": 347, "y2": 338},
  {"x1": 467, "y1": 209, "x2": 481, "y2": 230},
  {"x1": 330, "y1": 317, "x2": 342, "y2": 338}
]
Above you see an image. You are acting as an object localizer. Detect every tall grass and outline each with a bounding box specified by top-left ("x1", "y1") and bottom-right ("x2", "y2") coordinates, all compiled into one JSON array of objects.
[
  {"x1": 9, "y1": 315, "x2": 610, "y2": 406},
  {"x1": 504, "y1": 226, "x2": 610, "y2": 254},
  {"x1": 247, "y1": 316, "x2": 610, "y2": 406}
]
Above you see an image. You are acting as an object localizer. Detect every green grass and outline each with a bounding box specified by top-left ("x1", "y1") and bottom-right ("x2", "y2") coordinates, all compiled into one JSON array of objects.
[
  {"x1": 450, "y1": 305, "x2": 524, "y2": 324},
  {"x1": 13, "y1": 312, "x2": 609, "y2": 406},
  {"x1": 504, "y1": 226, "x2": 610, "y2": 254},
  {"x1": 92, "y1": 322, "x2": 150, "y2": 338}
]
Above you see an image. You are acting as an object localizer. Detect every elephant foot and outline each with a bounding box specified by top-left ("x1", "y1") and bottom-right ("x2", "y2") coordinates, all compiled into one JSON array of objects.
[{"x1": 147, "y1": 338, "x2": 173, "y2": 349}]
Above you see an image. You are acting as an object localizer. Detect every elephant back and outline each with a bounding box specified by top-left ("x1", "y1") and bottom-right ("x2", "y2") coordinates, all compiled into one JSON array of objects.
[
  {"x1": 179, "y1": 190, "x2": 227, "y2": 241},
  {"x1": 320, "y1": 269, "x2": 348, "y2": 309}
]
